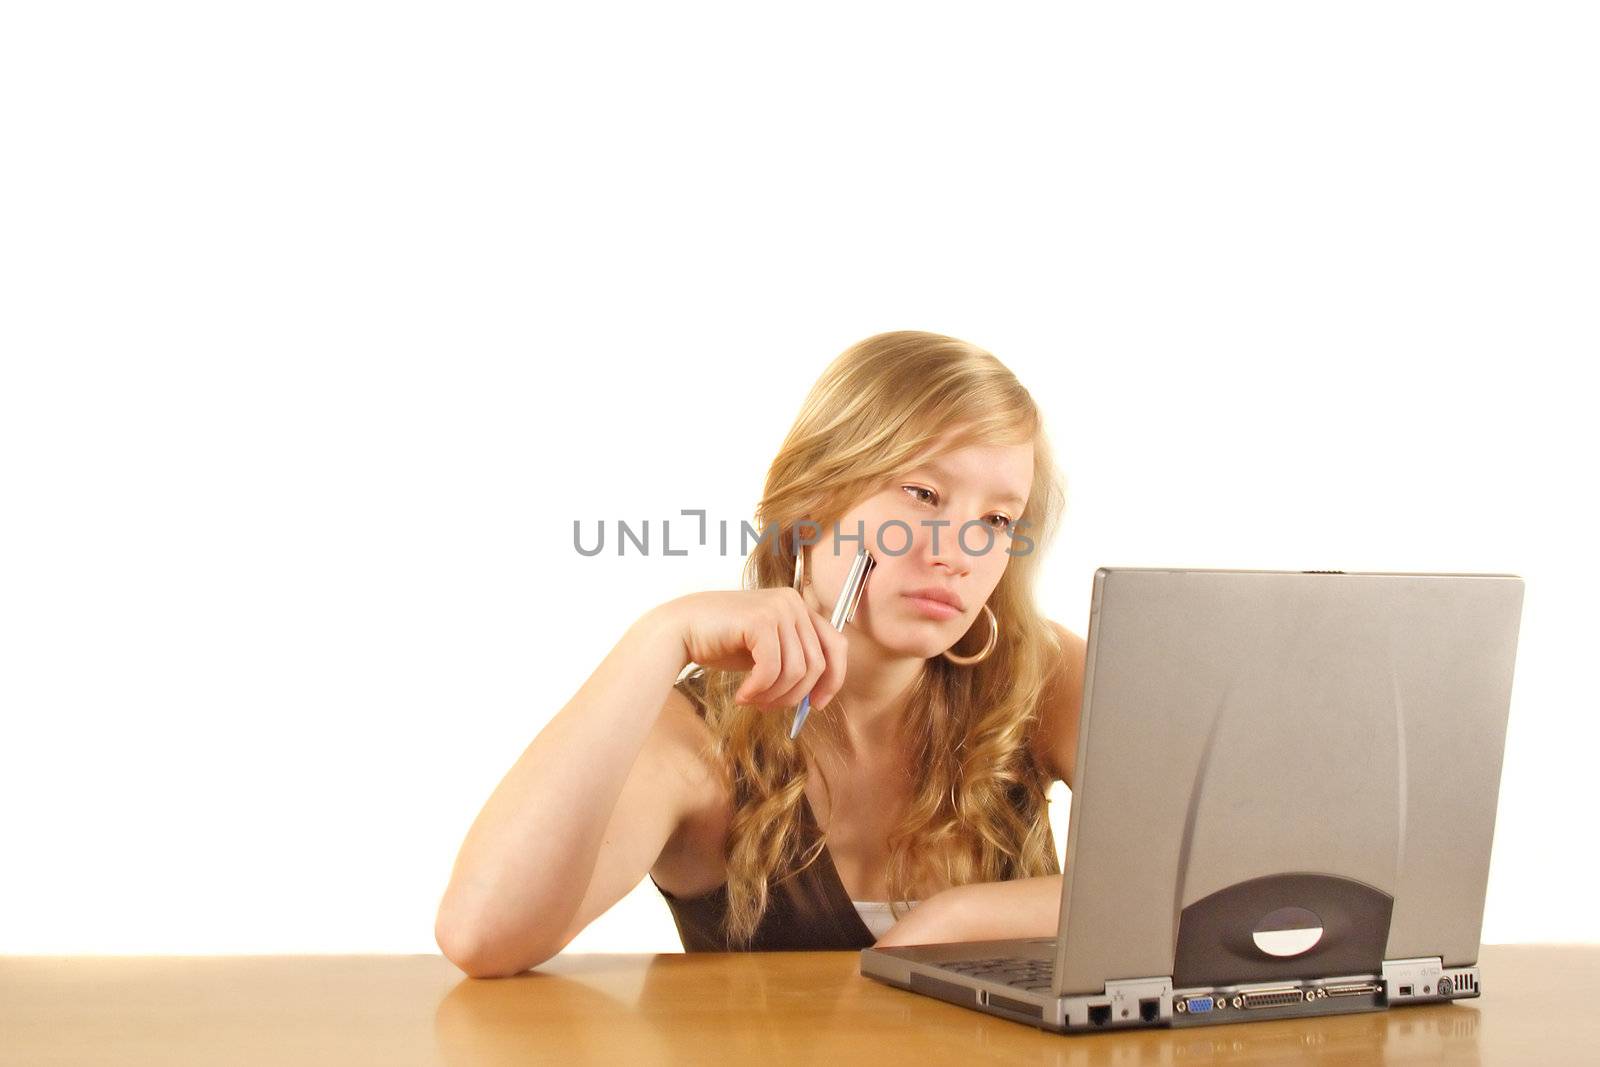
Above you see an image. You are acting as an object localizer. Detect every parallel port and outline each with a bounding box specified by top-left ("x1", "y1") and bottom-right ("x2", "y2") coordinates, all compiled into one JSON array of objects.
[{"x1": 1241, "y1": 988, "x2": 1306, "y2": 1009}]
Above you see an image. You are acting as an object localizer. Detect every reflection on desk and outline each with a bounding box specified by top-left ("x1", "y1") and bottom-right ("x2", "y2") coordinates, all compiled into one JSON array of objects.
[{"x1": 1, "y1": 944, "x2": 1593, "y2": 1066}]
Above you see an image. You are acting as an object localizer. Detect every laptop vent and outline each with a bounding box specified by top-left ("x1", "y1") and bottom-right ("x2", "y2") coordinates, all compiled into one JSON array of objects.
[
  {"x1": 907, "y1": 971, "x2": 1046, "y2": 1021},
  {"x1": 909, "y1": 971, "x2": 980, "y2": 1010},
  {"x1": 988, "y1": 992, "x2": 1044, "y2": 1019},
  {"x1": 1444, "y1": 972, "x2": 1478, "y2": 996}
]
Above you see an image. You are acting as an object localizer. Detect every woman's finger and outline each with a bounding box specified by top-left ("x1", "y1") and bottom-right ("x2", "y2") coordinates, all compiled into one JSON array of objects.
[
  {"x1": 806, "y1": 610, "x2": 847, "y2": 711},
  {"x1": 735, "y1": 619, "x2": 781, "y2": 705},
  {"x1": 770, "y1": 612, "x2": 825, "y2": 710}
]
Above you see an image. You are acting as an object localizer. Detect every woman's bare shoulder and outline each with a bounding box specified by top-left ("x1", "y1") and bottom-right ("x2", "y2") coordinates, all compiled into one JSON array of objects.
[{"x1": 1029, "y1": 620, "x2": 1087, "y2": 789}]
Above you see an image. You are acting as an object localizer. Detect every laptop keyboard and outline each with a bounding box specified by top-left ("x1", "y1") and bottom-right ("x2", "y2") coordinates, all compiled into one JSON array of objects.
[{"x1": 939, "y1": 956, "x2": 1055, "y2": 993}]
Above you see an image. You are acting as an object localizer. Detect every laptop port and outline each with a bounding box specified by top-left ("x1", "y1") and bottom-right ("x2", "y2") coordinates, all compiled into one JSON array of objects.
[
  {"x1": 1398, "y1": 985, "x2": 1413, "y2": 996},
  {"x1": 1241, "y1": 987, "x2": 1305, "y2": 1009},
  {"x1": 1140, "y1": 997, "x2": 1161, "y2": 1022},
  {"x1": 1088, "y1": 1003, "x2": 1112, "y2": 1026},
  {"x1": 1325, "y1": 982, "x2": 1382, "y2": 998},
  {"x1": 1183, "y1": 996, "x2": 1215, "y2": 1014}
]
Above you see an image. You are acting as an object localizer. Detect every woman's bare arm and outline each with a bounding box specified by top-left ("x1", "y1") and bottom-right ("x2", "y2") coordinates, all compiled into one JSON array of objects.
[
  {"x1": 434, "y1": 585, "x2": 846, "y2": 977},
  {"x1": 871, "y1": 875, "x2": 1064, "y2": 948},
  {"x1": 433, "y1": 604, "x2": 695, "y2": 977}
]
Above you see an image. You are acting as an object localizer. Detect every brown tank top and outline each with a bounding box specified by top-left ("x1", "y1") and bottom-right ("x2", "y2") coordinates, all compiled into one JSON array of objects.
[{"x1": 650, "y1": 669, "x2": 877, "y2": 951}]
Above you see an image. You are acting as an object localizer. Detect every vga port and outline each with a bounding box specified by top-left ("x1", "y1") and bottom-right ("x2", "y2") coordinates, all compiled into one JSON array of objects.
[{"x1": 1183, "y1": 996, "x2": 1214, "y2": 1013}]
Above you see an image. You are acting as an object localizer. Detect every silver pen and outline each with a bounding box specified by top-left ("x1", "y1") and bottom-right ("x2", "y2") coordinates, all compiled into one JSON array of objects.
[{"x1": 789, "y1": 547, "x2": 875, "y2": 739}]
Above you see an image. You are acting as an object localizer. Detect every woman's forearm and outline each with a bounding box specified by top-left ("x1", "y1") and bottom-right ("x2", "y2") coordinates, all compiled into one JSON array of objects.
[
  {"x1": 939, "y1": 875, "x2": 1063, "y2": 942},
  {"x1": 434, "y1": 606, "x2": 689, "y2": 973},
  {"x1": 875, "y1": 874, "x2": 1063, "y2": 947}
]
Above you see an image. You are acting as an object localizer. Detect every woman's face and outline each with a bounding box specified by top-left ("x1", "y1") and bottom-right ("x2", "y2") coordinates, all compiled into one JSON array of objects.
[{"x1": 803, "y1": 436, "x2": 1035, "y2": 659}]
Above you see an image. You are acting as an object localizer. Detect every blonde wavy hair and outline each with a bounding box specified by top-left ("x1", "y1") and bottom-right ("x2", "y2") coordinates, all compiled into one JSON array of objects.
[{"x1": 692, "y1": 329, "x2": 1068, "y2": 947}]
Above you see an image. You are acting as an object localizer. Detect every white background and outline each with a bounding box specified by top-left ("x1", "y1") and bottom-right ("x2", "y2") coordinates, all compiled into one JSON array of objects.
[{"x1": 2, "y1": 2, "x2": 1593, "y2": 956}]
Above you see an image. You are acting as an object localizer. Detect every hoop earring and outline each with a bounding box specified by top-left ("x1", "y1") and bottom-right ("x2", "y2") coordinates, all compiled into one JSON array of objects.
[{"x1": 942, "y1": 603, "x2": 998, "y2": 666}]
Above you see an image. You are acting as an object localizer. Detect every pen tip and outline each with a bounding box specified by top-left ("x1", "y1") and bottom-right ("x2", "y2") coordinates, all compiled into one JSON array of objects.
[{"x1": 790, "y1": 696, "x2": 810, "y2": 739}]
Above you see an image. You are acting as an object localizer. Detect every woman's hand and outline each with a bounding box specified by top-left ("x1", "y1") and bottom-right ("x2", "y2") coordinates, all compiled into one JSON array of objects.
[{"x1": 654, "y1": 589, "x2": 849, "y2": 712}]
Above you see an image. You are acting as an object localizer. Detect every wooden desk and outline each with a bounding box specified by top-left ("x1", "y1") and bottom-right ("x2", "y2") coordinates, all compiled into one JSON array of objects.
[{"x1": 1, "y1": 944, "x2": 1592, "y2": 1065}]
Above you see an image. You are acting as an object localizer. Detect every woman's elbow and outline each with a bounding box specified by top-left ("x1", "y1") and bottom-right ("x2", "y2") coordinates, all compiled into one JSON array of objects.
[{"x1": 435, "y1": 915, "x2": 558, "y2": 979}]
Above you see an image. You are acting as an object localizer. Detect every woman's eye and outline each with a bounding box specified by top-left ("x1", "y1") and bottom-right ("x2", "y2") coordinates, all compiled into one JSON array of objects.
[{"x1": 903, "y1": 486, "x2": 1011, "y2": 530}]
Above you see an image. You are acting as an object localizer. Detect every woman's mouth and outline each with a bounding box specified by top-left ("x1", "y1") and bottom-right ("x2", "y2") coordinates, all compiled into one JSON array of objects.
[{"x1": 903, "y1": 593, "x2": 961, "y2": 620}]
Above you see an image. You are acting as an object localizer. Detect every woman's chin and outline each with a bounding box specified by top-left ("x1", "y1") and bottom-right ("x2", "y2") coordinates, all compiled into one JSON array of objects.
[
  {"x1": 877, "y1": 625, "x2": 954, "y2": 659},
  {"x1": 855, "y1": 610, "x2": 960, "y2": 658}
]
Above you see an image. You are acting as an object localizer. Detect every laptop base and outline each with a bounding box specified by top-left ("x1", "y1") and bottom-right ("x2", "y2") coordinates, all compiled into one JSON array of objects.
[{"x1": 860, "y1": 940, "x2": 1481, "y2": 1034}]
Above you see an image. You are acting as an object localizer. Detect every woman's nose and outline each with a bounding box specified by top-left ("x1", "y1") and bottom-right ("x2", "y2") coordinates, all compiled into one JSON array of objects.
[{"x1": 918, "y1": 522, "x2": 972, "y2": 575}]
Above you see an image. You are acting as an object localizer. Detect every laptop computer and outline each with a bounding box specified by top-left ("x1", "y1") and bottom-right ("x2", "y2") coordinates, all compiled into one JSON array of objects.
[{"x1": 860, "y1": 567, "x2": 1525, "y2": 1032}]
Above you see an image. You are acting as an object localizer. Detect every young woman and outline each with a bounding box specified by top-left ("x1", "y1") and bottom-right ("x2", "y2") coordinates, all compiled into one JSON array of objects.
[{"x1": 435, "y1": 331, "x2": 1088, "y2": 977}]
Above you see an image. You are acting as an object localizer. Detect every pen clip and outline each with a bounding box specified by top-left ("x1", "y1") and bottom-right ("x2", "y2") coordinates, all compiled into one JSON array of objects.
[{"x1": 838, "y1": 550, "x2": 874, "y2": 626}]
